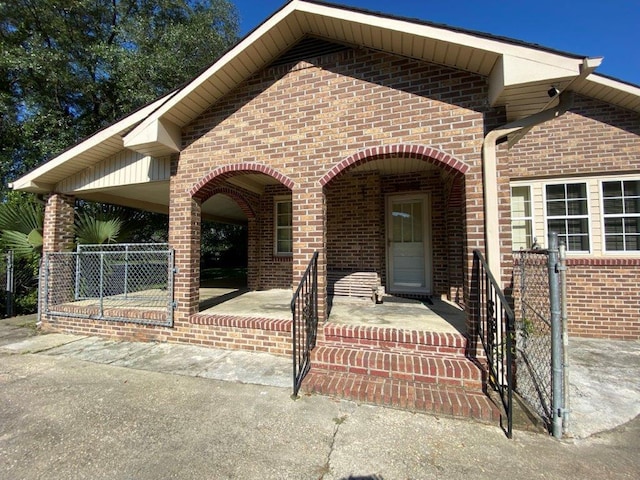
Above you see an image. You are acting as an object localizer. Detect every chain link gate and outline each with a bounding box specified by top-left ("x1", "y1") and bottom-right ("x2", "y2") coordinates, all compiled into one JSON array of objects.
[
  {"x1": 43, "y1": 244, "x2": 175, "y2": 327},
  {"x1": 513, "y1": 233, "x2": 567, "y2": 437}
]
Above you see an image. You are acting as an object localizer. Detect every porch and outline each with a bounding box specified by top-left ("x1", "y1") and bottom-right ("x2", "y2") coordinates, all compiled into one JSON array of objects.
[
  {"x1": 197, "y1": 288, "x2": 466, "y2": 335},
  {"x1": 194, "y1": 288, "x2": 499, "y2": 421}
]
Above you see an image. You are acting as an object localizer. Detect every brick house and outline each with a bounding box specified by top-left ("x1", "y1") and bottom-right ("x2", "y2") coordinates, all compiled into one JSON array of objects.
[{"x1": 10, "y1": 1, "x2": 640, "y2": 420}]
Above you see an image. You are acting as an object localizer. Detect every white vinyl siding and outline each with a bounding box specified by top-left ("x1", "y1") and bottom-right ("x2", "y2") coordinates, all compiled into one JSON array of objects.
[{"x1": 57, "y1": 151, "x2": 170, "y2": 193}]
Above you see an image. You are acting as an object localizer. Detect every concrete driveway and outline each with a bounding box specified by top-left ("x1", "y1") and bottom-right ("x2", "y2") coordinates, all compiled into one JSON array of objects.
[{"x1": 1, "y1": 316, "x2": 639, "y2": 479}]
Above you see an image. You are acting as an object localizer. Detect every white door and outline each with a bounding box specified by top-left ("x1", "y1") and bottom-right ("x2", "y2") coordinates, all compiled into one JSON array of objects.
[{"x1": 387, "y1": 195, "x2": 431, "y2": 294}]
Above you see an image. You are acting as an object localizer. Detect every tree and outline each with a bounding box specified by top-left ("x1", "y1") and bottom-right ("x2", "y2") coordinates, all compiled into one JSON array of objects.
[{"x1": 0, "y1": 0, "x2": 239, "y2": 196}]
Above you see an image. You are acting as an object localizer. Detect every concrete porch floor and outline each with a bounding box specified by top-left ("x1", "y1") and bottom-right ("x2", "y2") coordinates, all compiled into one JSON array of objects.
[{"x1": 198, "y1": 288, "x2": 467, "y2": 334}]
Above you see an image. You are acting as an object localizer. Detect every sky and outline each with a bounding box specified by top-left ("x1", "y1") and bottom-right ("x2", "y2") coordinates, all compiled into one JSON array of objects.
[{"x1": 232, "y1": 0, "x2": 640, "y2": 86}]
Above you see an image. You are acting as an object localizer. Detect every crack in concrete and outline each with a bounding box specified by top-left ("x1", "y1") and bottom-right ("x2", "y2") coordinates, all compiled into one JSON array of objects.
[{"x1": 319, "y1": 415, "x2": 348, "y2": 480}]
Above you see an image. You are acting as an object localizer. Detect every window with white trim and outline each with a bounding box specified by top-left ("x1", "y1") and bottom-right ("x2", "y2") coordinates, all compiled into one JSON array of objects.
[
  {"x1": 602, "y1": 180, "x2": 640, "y2": 252},
  {"x1": 510, "y1": 185, "x2": 534, "y2": 250},
  {"x1": 274, "y1": 197, "x2": 292, "y2": 255},
  {"x1": 545, "y1": 182, "x2": 590, "y2": 252}
]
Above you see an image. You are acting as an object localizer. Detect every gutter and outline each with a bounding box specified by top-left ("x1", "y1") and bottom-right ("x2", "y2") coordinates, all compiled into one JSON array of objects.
[
  {"x1": 480, "y1": 56, "x2": 601, "y2": 281},
  {"x1": 481, "y1": 91, "x2": 574, "y2": 279}
]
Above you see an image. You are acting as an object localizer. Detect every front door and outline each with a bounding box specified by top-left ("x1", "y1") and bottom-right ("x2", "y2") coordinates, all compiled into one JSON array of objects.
[{"x1": 387, "y1": 194, "x2": 432, "y2": 295}]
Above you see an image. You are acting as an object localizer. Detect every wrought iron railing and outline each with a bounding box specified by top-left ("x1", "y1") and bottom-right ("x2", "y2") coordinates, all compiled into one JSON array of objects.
[
  {"x1": 291, "y1": 252, "x2": 319, "y2": 397},
  {"x1": 472, "y1": 250, "x2": 515, "y2": 438}
]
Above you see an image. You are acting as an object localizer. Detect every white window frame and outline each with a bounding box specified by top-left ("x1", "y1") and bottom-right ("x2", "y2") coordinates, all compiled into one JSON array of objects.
[
  {"x1": 274, "y1": 196, "x2": 293, "y2": 256},
  {"x1": 543, "y1": 181, "x2": 592, "y2": 254},
  {"x1": 600, "y1": 178, "x2": 640, "y2": 253},
  {"x1": 510, "y1": 185, "x2": 535, "y2": 251}
]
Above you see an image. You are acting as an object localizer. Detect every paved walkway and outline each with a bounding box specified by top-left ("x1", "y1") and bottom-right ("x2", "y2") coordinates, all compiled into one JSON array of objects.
[{"x1": 1, "y1": 316, "x2": 639, "y2": 479}]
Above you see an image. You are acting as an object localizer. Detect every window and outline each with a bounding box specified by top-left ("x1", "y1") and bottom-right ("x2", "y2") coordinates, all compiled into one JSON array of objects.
[
  {"x1": 510, "y1": 186, "x2": 534, "y2": 250},
  {"x1": 602, "y1": 180, "x2": 640, "y2": 252},
  {"x1": 275, "y1": 198, "x2": 292, "y2": 255},
  {"x1": 545, "y1": 182, "x2": 590, "y2": 252}
]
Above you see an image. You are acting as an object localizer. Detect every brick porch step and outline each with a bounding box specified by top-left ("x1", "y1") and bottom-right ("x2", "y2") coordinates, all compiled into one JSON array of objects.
[
  {"x1": 301, "y1": 370, "x2": 502, "y2": 422},
  {"x1": 312, "y1": 345, "x2": 484, "y2": 390},
  {"x1": 322, "y1": 323, "x2": 471, "y2": 357}
]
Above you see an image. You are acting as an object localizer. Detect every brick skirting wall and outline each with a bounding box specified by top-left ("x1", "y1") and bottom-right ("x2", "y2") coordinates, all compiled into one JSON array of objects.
[
  {"x1": 565, "y1": 260, "x2": 640, "y2": 340},
  {"x1": 41, "y1": 311, "x2": 293, "y2": 357}
]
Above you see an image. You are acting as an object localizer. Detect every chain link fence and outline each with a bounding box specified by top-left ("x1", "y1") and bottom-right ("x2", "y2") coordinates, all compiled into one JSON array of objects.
[
  {"x1": 43, "y1": 244, "x2": 174, "y2": 326},
  {"x1": 513, "y1": 248, "x2": 558, "y2": 429},
  {"x1": 0, "y1": 251, "x2": 14, "y2": 317}
]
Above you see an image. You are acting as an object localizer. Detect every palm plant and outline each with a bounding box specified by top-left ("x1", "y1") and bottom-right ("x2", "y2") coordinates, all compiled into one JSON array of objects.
[
  {"x1": 0, "y1": 201, "x2": 44, "y2": 257},
  {"x1": 74, "y1": 212, "x2": 123, "y2": 245}
]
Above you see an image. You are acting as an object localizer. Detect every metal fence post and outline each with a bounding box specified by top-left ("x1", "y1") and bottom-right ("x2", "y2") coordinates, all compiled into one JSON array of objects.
[
  {"x1": 5, "y1": 250, "x2": 14, "y2": 317},
  {"x1": 548, "y1": 232, "x2": 563, "y2": 439},
  {"x1": 559, "y1": 241, "x2": 570, "y2": 435},
  {"x1": 43, "y1": 254, "x2": 50, "y2": 319},
  {"x1": 124, "y1": 244, "x2": 129, "y2": 299},
  {"x1": 99, "y1": 252, "x2": 105, "y2": 317}
]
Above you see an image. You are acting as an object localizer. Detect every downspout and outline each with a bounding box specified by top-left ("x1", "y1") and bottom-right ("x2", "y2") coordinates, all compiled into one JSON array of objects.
[
  {"x1": 481, "y1": 91, "x2": 574, "y2": 280},
  {"x1": 481, "y1": 56, "x2": 601, "y2": 281}
]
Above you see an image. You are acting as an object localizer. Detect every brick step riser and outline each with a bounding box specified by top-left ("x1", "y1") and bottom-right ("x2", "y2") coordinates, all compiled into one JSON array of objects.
[
  {"x1": 322, "y1": 335, "x2": 469, "y2": 357},
  {"x1": 301, "y1": 371, "x2": 501, "y2": 422},
  {"x1": 311, "y1": 346, "x2": 485, "y2": 390},
  {"x1": 322, "y1": 325, "x2": 471, "y2": 357}
]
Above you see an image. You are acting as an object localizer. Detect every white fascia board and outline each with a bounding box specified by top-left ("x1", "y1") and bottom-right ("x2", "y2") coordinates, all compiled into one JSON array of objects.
[
  {"x1": 10, "y1": 93, "x2": 176, "y2": 192},
  {"x1": 585, "y1": 73, "x2": 640, "y2": 96},
  {"x1": 123, "y1": 2, "x2": 300, "y2": 146}
]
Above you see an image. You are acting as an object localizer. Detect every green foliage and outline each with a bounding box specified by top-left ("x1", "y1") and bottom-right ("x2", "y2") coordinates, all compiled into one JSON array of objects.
[
  {"x1": 74, "y1": 212, "x2": 123, "y2": 245},
  {"x1": 201, "y1": 221, "x2": 247, "y2": 268},
  {"x1": 0, "y1": 0, "x2": 239, "y2": 197},
  {"x1": 0, "y1": 200, "x2": 44, "y2": 257}
]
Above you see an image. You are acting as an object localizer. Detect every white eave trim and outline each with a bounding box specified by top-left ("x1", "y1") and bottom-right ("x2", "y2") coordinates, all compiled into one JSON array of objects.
[
  {"x1": 10, "y1": 92, "x2": 177, "y2": 192},
  {"x1": 583, "y1": 73, "x2": 640, "y2": 96}
]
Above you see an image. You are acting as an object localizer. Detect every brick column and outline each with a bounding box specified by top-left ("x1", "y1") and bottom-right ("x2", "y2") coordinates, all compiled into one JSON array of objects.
[
  {"x1": 292, "y1": 185, "x2": 326, "y2": 321},
  {"x1": 42, "y1": 193, "x2": 75, "y2": 253},
  {"x1": 246, "y1": 218, "x2": 259, "y2": 290},
  {"x1": 169, "y1": 185, "x2": 201, "y2": 323}
]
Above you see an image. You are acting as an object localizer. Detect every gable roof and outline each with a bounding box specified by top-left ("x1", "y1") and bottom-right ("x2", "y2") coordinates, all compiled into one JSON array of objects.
[{"x1": 10, "y1": 0, "x2": 640, "y2": 194}]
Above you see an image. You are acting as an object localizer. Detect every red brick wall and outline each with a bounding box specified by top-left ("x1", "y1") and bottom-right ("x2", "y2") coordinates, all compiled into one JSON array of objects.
[
  {"x1": 178, "y1": 47, "x2": 490, "y2": 324},
  {"x1": 326, "y1": 171, "x2": 383, "y2": 273},
  {"x1": 565, "y1": 260, "x2": 640, "y2": 340},
  {"x1": 506, "y1": 95, "x2": 640, "y2": 339},
  {"x1": 257, "y1": 184, "x2": 293, "y2": 289},
  {"x1": 39, "y1": 48, "x2": 639, "y2": 345}
]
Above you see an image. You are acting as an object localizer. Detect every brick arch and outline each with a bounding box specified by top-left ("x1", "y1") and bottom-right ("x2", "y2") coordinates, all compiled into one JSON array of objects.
[
  {"x1": 201, "y1": 186, "x2": 257, "y2": 220},
  {"x1": 319, "y1": 144, "x2": 470, "y2": 186},
  {"x1": 189, "y1": 163, "x2": 295, "y2": 200}
]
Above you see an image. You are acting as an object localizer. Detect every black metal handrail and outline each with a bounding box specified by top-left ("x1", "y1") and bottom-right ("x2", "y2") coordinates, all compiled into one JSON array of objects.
[
  {"x1": 472, "y1": 249, "x2": 515, "y2": 438},
  {"x1": 291, "y1": 252, "x2": 319, "y2": 397}
]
